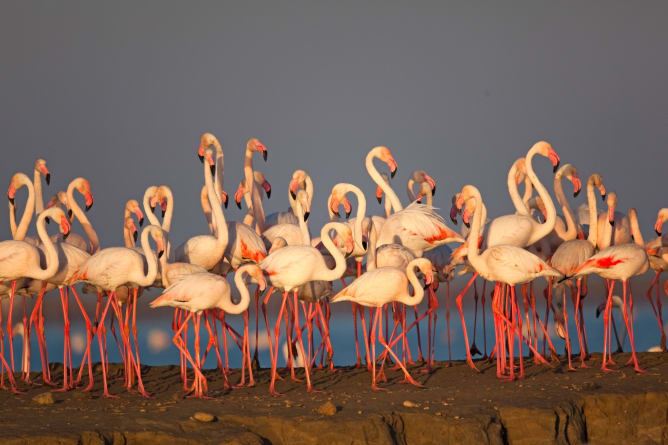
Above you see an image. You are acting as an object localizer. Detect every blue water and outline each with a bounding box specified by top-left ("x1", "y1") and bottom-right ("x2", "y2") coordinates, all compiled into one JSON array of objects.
[{"x1": 2, "y1": 276, "x2": 663, "y2": 373}]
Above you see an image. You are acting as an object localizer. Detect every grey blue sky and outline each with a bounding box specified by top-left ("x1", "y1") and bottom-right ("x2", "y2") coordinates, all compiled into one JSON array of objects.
[{"x1": 2, "y1": 1, "x2": 667, "y2": 246}]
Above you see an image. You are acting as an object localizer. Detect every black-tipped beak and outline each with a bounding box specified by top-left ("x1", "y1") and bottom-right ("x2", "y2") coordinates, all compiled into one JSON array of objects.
[
  {"x1": 236, "y1": 200, "x2": 242, "y2": 209},
  {"x1": 553, "y1": 161, "x2": 560, "y2": 173},
  {"x1": 362, "y1": 240, "x2": 368, "y2": 251},
  {"x1": 595, "y1": 306, "x2": 603, "y2": 318},
  {"x1": 333, "y1": 210, "x2": 340, "y2": 219},
  {"x1": 431, "y1": 185, "x2": 436, "y2": 196},
  {"x1": 139, "y1": 217, "x2": 144, "y2": 227},
  {"x1": 223, "y1": 198, "x2": 228, "y2": 209},
  {"x1": 133, "y1": 231, "x2": 138, "y2": 243},
  {"x1": 262, "y1": 151, "x2": 268, "y2": 162},
  {"x1": 8, "y1": 196, "x2": 14, "y2": 205},
  {"x1": 376, "y1": 196, "x2": 382, "y2": 204},
  {"x1": 68, "y1": 209, "x2": 73, "y2": 219},
  {"x1": 266, "y1": 189, "x2": 271, "y2": 199},
  {"x1": 609, "y1": 219, "x2": 615, "y2": 227},
  {"x1": 150, "y1": 205, "x2": 155, "y2": 213},
  {"x1": 209, "y1": 165, "x2": 216, "y2": 176},
  {"x1": 161, "y1": 208, "x2": 166, "y2": 218},
  {"x1": 158, "y1": 250, "x2": 164, "y2": 258},
  {"x1": 198, "y1": 153, "x2": 204, "y2": 163},
  {"x1": 303, "y1": 212, "x2": 310, "y2": 222},
  {"x1": 464, "y1": 221, "x2": 470, "y2": 229},
  {"x1": 85, "y1": 203, "x2": 93, "y2": 212},
  {"x1": 45, "y1": 217, "x2": 50, "y2": 224},
  {"x1": 45, "y1": 173, "x2": 51, "y2": 185},
  {"x1": 656, "y1": 229, "x2": 662, "y2": 236},
  {"x1": 290, "y1": 191, "x2": 296, "y2": 200},
  {"x1": 345, "y1": 210, "x2": 351, "y2": 219},
  {"x1": 63, "y1": 231, "x2": 69, "y2": 240},
  {"x1": 601, "y1": 193, "x2": 606, "y2": 201},
  {"x1": 391, "y1": 168, "x2": 397, "y2": 178},
  {"x1": 574, "y1": 188, "x2": 581, "y2": 198}
]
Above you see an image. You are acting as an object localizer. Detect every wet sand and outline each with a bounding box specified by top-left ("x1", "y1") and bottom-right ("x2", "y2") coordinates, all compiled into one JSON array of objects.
[{"x1": 1, "y1": 352, "x2": 667, "y2": 444}]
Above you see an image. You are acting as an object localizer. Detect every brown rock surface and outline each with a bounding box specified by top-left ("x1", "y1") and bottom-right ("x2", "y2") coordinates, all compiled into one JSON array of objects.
[{"x1": 0, "y1": 353, "x2": 666, "y2": 444}]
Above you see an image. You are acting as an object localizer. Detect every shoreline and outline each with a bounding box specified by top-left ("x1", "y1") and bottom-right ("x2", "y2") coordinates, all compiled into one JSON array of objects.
[{"x1": 1, "y1": 352, "x2": 666, "y2": 444}]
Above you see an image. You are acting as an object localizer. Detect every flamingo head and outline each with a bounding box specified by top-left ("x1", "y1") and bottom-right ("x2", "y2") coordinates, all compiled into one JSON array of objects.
[
  {"x1": 606, "y1": 192, "x2": 617, "y2": 227},
  {"x1": 48, "y1": 208, "x2": 71, "y2": 239},
  {"x1": 269, "y1": 237, "x2": 287, "y2": 255},
  {"x1": 415, "y1": 258, "x2": 434, "y2": 288},
  {"x1": 152, "y1": 228, "x2": 166, "y2": 258},
  {"x1": 655, "y1": 208, "x2": 668, "y2": 236},
  {"x1": 377, "y1": 146, "x2": 398, "y2": 178},
  {"x1": 234, "y1": 182, "x2": 245, "y2": 209},
  {"x1": 535, "y1": 141, "x2": 560, "y2": 172},
  {"x1": 6, "y1": 173, "x2": 23, "y2": 205},
  {"x1": 588, "y1": 173, "x2": 605, "y2": 201},
  {"x1": 74, "y1": 178, "x2": 94, "y2": 212},
  {"x1": 328, "y1": 186, "x2": 352, "y2": 219},
  {"x1": 197, "y1": 132, "x2": 219, "y2": 162},
  {"x1": 558, "y1": 164, "x2": 582, "y2": 197},
  {"x1": 126, "y1": 199, "x2": 144, "y2": 226},
  {"x1": 125, "y1": 217, "x2": 139, "y2": 243},
  {"x1": 289, "y1": 170, "x2": 308, "y2": 199},
  {"x1": 254, "y1": 171, "x2": 272, "y2": 199},
  {"x1": 337, "y1": 225, "x2": 354, "y2": 255},
  {"x1": 295, "y1": 190, "x2": 311, "y2": 221},
  {"x1": 247, "y1": 265, "x2": 267, "y2": 291},
  {"x1": 248, "y1": 138, "x2": 268, "y2": 161},
  {"x1": 35, "y1": 158, "x2": 51, "y2": 185},
  {"x1": 411, "y1": 170, "x2": 436, "y2": 196},
  {"x1": 450, "y1": 193, "x2": 461, "y2": 224}
]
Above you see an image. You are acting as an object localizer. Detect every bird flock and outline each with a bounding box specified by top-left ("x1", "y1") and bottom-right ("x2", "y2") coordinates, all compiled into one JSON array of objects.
[{"x1": 0, "y1": 135, "x2": 666, "y2": 398}]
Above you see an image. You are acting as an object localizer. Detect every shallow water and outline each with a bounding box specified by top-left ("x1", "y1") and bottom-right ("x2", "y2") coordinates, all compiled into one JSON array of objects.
[{"x1": 3, "y1": 275, "x2": 663, "y2": 372}]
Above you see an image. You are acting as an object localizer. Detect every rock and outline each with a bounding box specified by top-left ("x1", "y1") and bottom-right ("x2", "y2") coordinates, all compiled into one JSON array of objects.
[
  {"x1": 191, "y1": 412, "x2": 214, "y2": 423},
  {"x1": 317, "y1": 401, "x2": 338, "y2": 416},
  {"x1": 32, "y1": 392, "x2": 55, "y2": 405},
  {"x1": 193, "y1": 411, "x2": 216, "y2": 422},
  {"x1": 403, "y1": 400, "x2": 419, "y2": 408}
]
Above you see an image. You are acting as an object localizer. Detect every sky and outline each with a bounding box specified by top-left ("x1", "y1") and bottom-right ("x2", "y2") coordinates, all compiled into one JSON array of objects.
[{"x1": 2, "y1": 1, "x2": 667, "y2": 248}]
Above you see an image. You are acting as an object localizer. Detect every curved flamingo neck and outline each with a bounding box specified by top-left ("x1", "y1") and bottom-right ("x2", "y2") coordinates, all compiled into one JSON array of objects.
[
  {"x1": 396, "y1": 259, "x2": 426, "y2": 305},
  {"x1": 508, "y1": 160, "x2": 530, "y2": 215},
  {"x1": 229, "y1": 265, "x2": 256, "y2": 314},
  {"x1": 67, "y1": 178, "x2": 99, "y2": 253},
  {"x1": 32, "y1": 209, "x2": 61, "y2": 280},
  {"x1": 212, "y1": 138, "x2": 225, "y2": 208},
  {"x1": 525, "y1": 146, "x2": 557, "y2": 245},
  {"x1": 199, "y1": 186, "x2": 215, "y2": 234},
  {"x1": 318, "y1": 223, "x2": 348, "y2": 281},
  {"x1": 366, "y1": 148, "x2": 402, "y2": 213},
  {"x1": 294, "y1": 201, "x2": 311, "y2": 245},
  {"x1": 159, "y1": 186, "x2": 174, "y2": 233},
  {"x1": 143, "y1": 186, "x2": 161, "y2": 227},
  {"x1": 13, "y1": 173, "x2": 35, "y2": 241},
  {"x1": 553, "y1": 171, "x2": 577, "y2": 242},
  {"x1": 522, "y1": 176, "x2": 533, "y2": 208},
  {"x1": 135, "y1": 225, "x2": 160, "y2": 287},
  {"x1": 465, "y1": 187, "x2": 486, "y2": 275},
  {"x1": 123, "y1": 223, "x2": 134, "y2": 248},
  {"x1": 343, "y1": 183, "x2": 368, "y2": 256}
]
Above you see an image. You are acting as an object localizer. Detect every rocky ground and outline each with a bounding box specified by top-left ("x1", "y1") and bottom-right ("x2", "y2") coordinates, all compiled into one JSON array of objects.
[{"x1": 0, "y1": 352, "x2": 667, "y2": 444}]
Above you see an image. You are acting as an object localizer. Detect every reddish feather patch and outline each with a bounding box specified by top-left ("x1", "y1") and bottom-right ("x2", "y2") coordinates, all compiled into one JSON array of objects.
[{"x1": 595, "y1": 256, "x2": 625, "y2": 268}]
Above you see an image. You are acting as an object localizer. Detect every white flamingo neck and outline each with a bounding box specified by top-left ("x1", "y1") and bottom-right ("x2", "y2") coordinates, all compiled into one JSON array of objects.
[
  {"x1": 525, "y1": 147, "x2": 557, "y2": 245},
  {"x1": 161, "y1": 186, "x2": 174, "y2": 233},
  {"x1": 136, "y1": 226, "x2": 160, "y2": 287},
  {"x1": 33, "y1": 167, "x2": 45, "y2": 215},
  {"x1": 230, "y1": 266, "x2": 255, "y2": 314},
  {"x1": 204, "y1": 159, "x2": 228, "y2": 254},
  {"x1": 143, "y1": 186, "x2": 161, "y2": 227},
  {"x1": 68, "y1": 178, "x2": 99, "y2": 254},
  {"x1": 13, "y1": 173, "x2": 35, "y2": 241},
  {"x1": 628, "y1": 209, "x2": 644, "y2": 246},
  {"x1": 345, "y1": 183, "x2": 368, "y2": 256},
  {"x1": 585, "y1": 179, "x2": 599, "y2": 248},
  {"x1": 319, "y1": 222, "x2": 348, "y2": 281},
  {"x1": 553, "y1": 173, "x2": 577, "y2": 242},
  {"x1": 33, "y1": 209, "x2": 60, "y2": 280},
  {"x1": 366, "y1": 148, "x2": 402, "y2": 213},
  {"x1": 507, "y1": 161, "x2": 530, "y2": 215},
  {"x1": 465, "y1": 188, "x2": 485, "y2": 273},
  {"x1": 244, "y1": 147, "x2": 266, "y2": 234},
  {"x1": 397, "y1": 259, "x2": 426, "y2": 306}
]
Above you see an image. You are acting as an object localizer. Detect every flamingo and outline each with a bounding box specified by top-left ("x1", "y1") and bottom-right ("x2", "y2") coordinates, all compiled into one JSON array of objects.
[
  {"x1": 239, "y1": 138, "x2": 269, "y2": 234},
  {"x1": 150, "y1": 264, "x2": 264, "y2": 398},
  {"x1": 196, "y1": 132, "x2": 228, "y2": 208},
  {"x1": 259, "y1": 221, "x2": 354, "y2": 395},
  {"x1": 484, "y1": 141, "x2": 561, "y2": 249},
  {"x1": 457, "y1": 185, "x2": 562, "y2": 379},
  {"x1": 68, "y1": 223, "x2": 164, "y2": 397},
  {"x1": 331, "y1": 258, "x2": 434, "y2": 389},
  {"x1": 568, "y1": 200, "x2": 649, "y2": 373},
  {"x1": 9, "y1": 158, "x2": 50, "y2": 237},
  {"x1": 366, "y1": 146, "x2": 463, "y2": 255},
  {"x1": 595, "y1": 192, "x2": 632, "y2": 250},
  {"x1": 261, "y1": 190, "x2": 311, "y2": 247},
  {"x1": 0, "y1": 206, "x2": 70, "y2": 391},
  {"x1": 550, "y1": 173, "x2": 604, "y2": 368}
]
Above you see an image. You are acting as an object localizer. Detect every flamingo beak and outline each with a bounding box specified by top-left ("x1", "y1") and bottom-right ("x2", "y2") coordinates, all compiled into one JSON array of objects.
[
  {"x1": 425, "y1": 175, "x2": 436, "y2": 196},
  {"x1": 68, "y1": 209, "x2": 73, "y2": 219},
  {"x1": 329, "y1": 197, "x2": 340, "y2": 219},
  {"x1": 600, "y1": 185, "x2": 606, "y2": 201},
  {"x1": 7, "y1": 183, "x2": 15, "y2": 205},
  {"x1": 85, "y1": 191, "x2": 94, "y2": 212},
  {"x1": 134, "y1": 209, "x2": 144, "y2": 226},
  {"x1": 376, "y1": 185, "x2": 383, "y2": 204},
  {"x1": 263, "y1": 180, "x2": 272, "y2": 199},
  {"x1": 256, "y1": 142, "x2": 268, "y2": 161},
  {"x1": 221, "y1": 190, "x2": 228, "y2": 208},
  {"x1": 548, "y1": 149, "x2": 560, "y2": 173},
  {"x1": 388, "y1": 157, "x2": 398, "y2": 178},
  {"x1": 572, "y1": 176, "x2": 582, "y2": 198},
  {"x1": 655, "y1": 218, "x2": 663, "y2": 236},
  {"x1": 416, "y1": 193, "x2": 423, "y2": 204},
  {"x1": 289, "y1": 178, "x2": 299, "y2": 200},
  {"x1": 61, "y1": 216, "x2": 71, "y2": 239},
  {"x1": 45, "y1": 172, "x2": 51, "y2": 185},
  {"x1": 343, "y1": 198, "x2": 352, "y2": 219},
  {"x1": 133, "y1": 229, "x2": 138, "y2": 243},
  {"x1": 197, "y1": 145, "x2": 205, "y2": 163},
  {"x1": 303, "y1": 211, "x2": 310, "y2": 222},
  {"x1": 450, "y1": 203, "x2": 459, "y2": 225},
  {"x1": 160, "y1": 200, "x2": 167, "y2": 218},
  {"x1": 608, "y1": 205, "x2": 615, "y2": 227}
]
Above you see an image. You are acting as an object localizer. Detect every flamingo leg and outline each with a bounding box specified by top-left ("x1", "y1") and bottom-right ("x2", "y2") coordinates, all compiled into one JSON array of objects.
[
  {"x1": 621, "y1": 280, "x2": 644, "y2": 372},
  {"x1": 446, "y1": 281, "x2": 452, "y2": 365},
  {"x1": 562, "y1": 286, "x2": 574, "y2": 371},
  {"x1": 456, "y1": 273, "x2": 480, "y2": 372},
  {"x1": 601, "y1": 281, "x2": 617, "y2": 373},
  {"x1": 7, "y1": 281, "x2": 17, "y2": 374},
  {"x1": 269, "y1": 292, "x2": 288, "y2": 396},
  {"x1": 70, "y1": 286, "x2": 94, "y2": 391},
  {"x1": 97, "y1": 294, "x2": 118, "y2": 398}
]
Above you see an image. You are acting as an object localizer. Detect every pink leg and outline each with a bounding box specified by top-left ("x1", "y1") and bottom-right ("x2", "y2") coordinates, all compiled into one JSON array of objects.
[
  {"x1": 70, "y1": 286, "x2": 94, "y2": 391},
  {"x1": 97, "y1": 295, "x2": 118, "y2": 398},
  {"x1": 621, "y1": 280, "x2": 644, "y2": 373},
  {"x1": 456, "y1": 273, "x2": 480, "y2": 371},
  {"x1": 269, "y1": 292, "x2": 288, "y2": 396}
]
